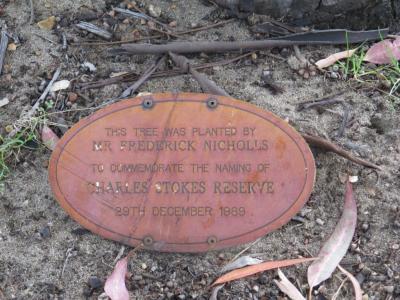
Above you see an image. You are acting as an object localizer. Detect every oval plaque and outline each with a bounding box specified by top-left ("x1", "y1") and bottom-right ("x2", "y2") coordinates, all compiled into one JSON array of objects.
[{"x1": 49, "y1": 93, "x2": 315, "y2": 252}]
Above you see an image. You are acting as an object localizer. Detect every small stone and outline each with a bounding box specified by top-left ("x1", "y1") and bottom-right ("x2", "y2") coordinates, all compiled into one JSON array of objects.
[
  {"x1": 218, "y1": 253, "x2": 225, "y2": 259},
  {"x1": 5, "y1": 125, "x2": 13, "y2": 133},
  {"x1": 51, "y1": 80, "x2": 70, "y2": 92},
  {"x1": 178, "y1": 294, "x2": 186, "y2": 300},
  {"x1": 356, "y1": 272, "x2": 365, "y2": 284},
  {"x1": 0, "y1": 97, "x2": 9, "y2": 108},
  {"x1": 133, "y1": 275, "x2": 143, "y2": 281},
  {"x1": 251, "y1": 52, "x2": 258, "y2": 62},
  {"x1": 39, "y1": 226, "x2": 51, "y2": 238},
  {"x1": 383, "y1": 286, "x2": 394, "y2": 293},
  {"x1": 7, "y1": 43, "x2": 17, "y2": 51},
  {"x1": 252, "y1": 285, "x2": 260, "y2": 292},
  {"x1": 42, "y1": 160, "x2": 49, "y2": 168},
  {"x1": 332, "y1": 65, "x2": 339, "y2": 72},
  {"x1": 258, "y1": 274, "x2": 268, "y2": 285},
  {"x1": 169, "y1": 21, "x2": 177, "y2": 27},
  {"x1": 316, "y1": 218, "x2": 324, "y2": 226},
  {"x1": 362, "y1": 223, "x2": 369, "y2": 232},
  {"x1": 88, "y1": 276, "x2": 102, "y2": 289},
  {"x1": 362, "y1": 294, "x2": 369, "y2": 300},
  {"x1": 141, "y1": 263, "x2": 147, "y2": 270},
  {"x1": 23, "y1": 162, "x2": 29, "y2": 168},
  {"x1": 392, "y1": 244, "x2": 399, "y2": 250},
  {"x1": 166, "y1": 281, "x2": 174, "y2": 288},
  {"x1": 81, "y1": 62, "x2": 96, "y2": 72},
  {"x1": 148, "y1": 4, "x2": 161, "y2": 18},
  {"x1": 37, "y1": 16, "x2": 56, "y2": 30},
  {"x1": 68, "y1": 92, "x2": 78, "y2": 103},
  {"x1": 166, "y1": 292, "x2": 174, "y2": 299}
]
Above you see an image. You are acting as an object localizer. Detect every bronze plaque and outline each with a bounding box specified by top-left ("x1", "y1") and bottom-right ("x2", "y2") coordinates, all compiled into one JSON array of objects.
[{"x1": 49, "y1": 93, "x2": 315, "y2": 252}]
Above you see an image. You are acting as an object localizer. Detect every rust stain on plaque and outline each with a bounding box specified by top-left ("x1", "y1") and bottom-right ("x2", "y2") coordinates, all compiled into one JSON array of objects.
[{"x1": 48, "y1": 92, "x2": 316, "y2": 252}]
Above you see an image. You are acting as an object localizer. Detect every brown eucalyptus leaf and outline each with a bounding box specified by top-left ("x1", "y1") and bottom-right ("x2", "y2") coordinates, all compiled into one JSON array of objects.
[
  {"x1": 213, "y1": 257, "x2": 315, "y2": 286},
  {"x1": 41, "y1": 125, "x2": 59, "y2": 151},
  {"x1": 104, "y1": 257, "x2": 130, "y2": 300},
  {"x1": 364, "y1": 37, "x2": 400, "y2": 65},
  {"x1": 315, "y1": 49, "x2": 357, "y2": 69},
  {"x1": 307, "y1": 179, "x2": 357, "y2": 289}
]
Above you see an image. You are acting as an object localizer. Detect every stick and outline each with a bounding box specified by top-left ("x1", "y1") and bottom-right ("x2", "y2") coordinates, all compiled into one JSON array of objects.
[
  {"x1": 120, "y1": 55, "x2": 166, "y2": 98},
  {"x1": 76, "y1": 22, "x2": 112, "y2": 40},
  {"x1": 73, "y1": 20, "x2": 234, "y2": 47},
  {"x1": 8, "y1": 67, "x2": 62, "y2": 137},
  {"x1": 29, "y1": 0, "x2": 35, "y2": 25},
  {"x1": 169, "y1": 52, "x2": 230, "y2": 96},
  {"x1": 79, "y1": 52, "x2": 253, "y2": 90},
  {"x1": 301, "y1": 133, "x2": 381, "y2": 170},
  {"x1": 114, "y1": 39, "x2": 315, "y2": 55},
  {"x1": 28, "y1": 0, "x2": 35, "y2": 24},
  {"x1": 297, "y1": 91, "x2": 345, "y2": 111},
  {"x1": 0, "y1": 31, "x2": 9, "y2": 75}
]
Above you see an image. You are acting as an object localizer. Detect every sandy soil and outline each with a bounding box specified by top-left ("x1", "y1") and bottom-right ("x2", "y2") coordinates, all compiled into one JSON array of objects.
[{"x1": 0, "y1": 0, "x2": 399, "y2": 299}]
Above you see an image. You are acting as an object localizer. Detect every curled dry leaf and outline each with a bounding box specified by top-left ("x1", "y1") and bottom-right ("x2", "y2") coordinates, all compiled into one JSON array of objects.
[
  {"x1": 212, "y1": 257, "x2": 315, "y2": 286},
  {"x1": 104, "y1": 257, "x2": 130, "y2": 300},
  {"x1": 316, "y1": 49, "x2": 357, "y2": 69},
  {"x1": 364, "y1": 37, "x2": 400, "y2": 65},
  {"x1": 338, "y1": 265, "x2": 363, "y2": 300},
  {"x1": 209, "y1": 284, "x2": 225, "y2": 300},
  {"x1": 307, "y1": 179, "x2": 357, "y2": 289},
  {"x1": 221, "y1": 256, "x2": 263, "y2": 273},
  {"x1": 274, "y1": 269, "x2": 305, "y2": 300},
  {"x1": 41, "y1": 125, "x2": 59, "y2": 151}
]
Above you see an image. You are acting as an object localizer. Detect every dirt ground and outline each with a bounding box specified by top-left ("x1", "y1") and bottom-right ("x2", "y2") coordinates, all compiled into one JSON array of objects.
[{"x1": 0, "y1": 0, "x2": 399, "y2": 299}]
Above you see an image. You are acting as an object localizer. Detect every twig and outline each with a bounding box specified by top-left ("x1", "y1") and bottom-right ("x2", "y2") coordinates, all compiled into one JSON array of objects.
[
  {"x1": 76, "y1": 22, "x2": 112, "y2": 40},
  {"x1": 61, "y1": 33, "x2": 68, "y2": 50},
  {"x1": 28, "y1": 0, "x2": 35, "y2": 24},
  {"x1": 113, "y1": 7, "x2": 179, "y2": 38},
  {"x1": 0, "y1": 31, "x2": 9, "y2": 75},
  {"x1": 120, "y1": 55, "x2": 166, "y2": 98},
  {"x1": 112, "y1": 28, "x2": 389, "y2": 55},
  {"x1": 177, "y1": 19, "x2": 234, "y2": 35},
  {"x1": 337, "y1": 104, "x2": 350, "y2": 138},
  {"x1": 127, "y1": 4, "x2": 171, "y2": 31},
  {"x1": 169, "y1": 52, "x2": 230, "y2": 96},
  {"x1": 79, "y1": 52, "x2": 253, "y2": 90},
  {"x1": 113, "y1": 39, "x2": 315, "y2": 55},
  {"x1": 60, "y1": 245, "x2": 75, "y2": 279},
  {"x1": 297, "y1": 92, "x2": 345, "y2": 111},
  {"x1": 33, "y1": 32, "x2": 57, "y2": 44},
  {"x1": 112, "y1": 246, "x2": 126, "y2": 265},
  {"x1": 72, "y1": 20, "x2": 234, "y2": 47},
  {"x1": 8, "y1": 67, "x2": 62, "y2": 137},
  {"x1": 229, "y1": 238, "x2": 262, "y2": 264},
  {"x1": 301, "y1": 133, "x2": 381, "y2": 170}
]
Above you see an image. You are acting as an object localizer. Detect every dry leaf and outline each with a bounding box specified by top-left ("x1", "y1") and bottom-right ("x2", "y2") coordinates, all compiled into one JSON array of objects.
[
  {"x1": 364, "y1": 37, "x2": 400, "y2": 65},
  {"x1": 104, "y1": 257, "x2": 130, "y2": 300},
  {"x1": 37, "y1": 16, "x2": 56, "y2": 30},
  {"x1": 213, "y1": 257, "x2": 315, "y2": 286},
  {"x1": 221, "y1": 256, "x2": 263, "y2": 273},
  {"x1": 338, "y1": 265, "x2": 362, "y2": 300},
  {"x1": 316, "y1": 49, "x2": 357, "y2": 69},
  {"x1": 50, "y1": 80, "x2": 71, "y2": 92},
  {"x1": 307, "y1": 179, "x2": 357, "y2": 289},
  {"x1": 274, "y1": 269, "x2": 306, "y2": 300},
  {"x1": 41, "y1": 125, "x2": 59, "y2": 151}
]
